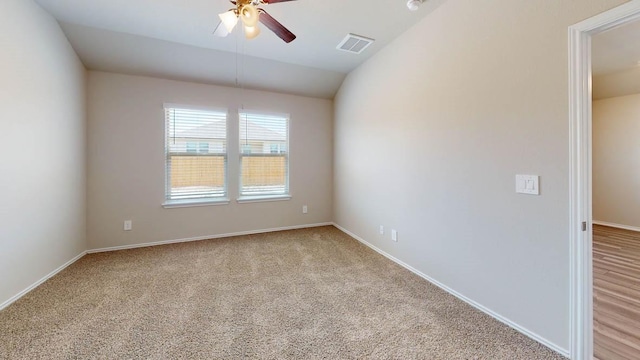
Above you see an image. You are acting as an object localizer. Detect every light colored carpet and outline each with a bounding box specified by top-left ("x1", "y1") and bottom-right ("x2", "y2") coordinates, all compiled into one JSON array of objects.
[{"x1": 0, "y1": 226, "x2": 565, "y2": 359}]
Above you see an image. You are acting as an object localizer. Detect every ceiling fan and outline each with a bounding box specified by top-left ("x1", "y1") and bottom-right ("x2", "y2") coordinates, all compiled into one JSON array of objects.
[{"x1": 214, "y1": 0, "x2": 297, "y2": 43}]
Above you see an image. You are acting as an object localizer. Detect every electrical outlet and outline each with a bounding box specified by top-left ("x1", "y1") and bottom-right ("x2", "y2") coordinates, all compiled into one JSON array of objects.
[
  {"x1": 391, "y1": 229, "x2": 398, "y2": 242},
  {"x1": 124, "y1": 220, "x2": 132, "y2": 231},
  {"x1": 379, "y1": 225, "x2": 384, "y2": 235},
  {"x1": 302, "y1": 205, "x2": 308, "y2": 214}
]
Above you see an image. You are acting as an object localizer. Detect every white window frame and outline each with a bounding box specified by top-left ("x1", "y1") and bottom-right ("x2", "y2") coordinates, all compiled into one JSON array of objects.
[
  {"x1": 237, "y1": 110, "x2": 291, "y2": 203},
  {"x1": 162, "y1": 104, "x2": 230, "y2": 208}
]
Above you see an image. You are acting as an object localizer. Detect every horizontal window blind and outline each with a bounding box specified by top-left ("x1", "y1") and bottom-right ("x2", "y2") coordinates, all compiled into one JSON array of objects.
[
  {"x1": 239, "y1": 112, "x2": 289, "y2": 197},
  {"x1": 165, "y1": 107, "x2": 227, "y2": 201}
]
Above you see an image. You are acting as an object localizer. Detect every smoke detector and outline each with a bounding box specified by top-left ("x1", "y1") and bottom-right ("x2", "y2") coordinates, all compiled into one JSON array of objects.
[{"x1": 407, "y1": 0, "x2": 422, "y2": 11}]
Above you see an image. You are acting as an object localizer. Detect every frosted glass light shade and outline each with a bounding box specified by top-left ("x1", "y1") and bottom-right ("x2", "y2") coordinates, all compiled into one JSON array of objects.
[
  {"x1": 244, "y1": 25, "x2": 261, "y2": 40},
  {"x1": 240, "y1": 4, "x2": 259, "y2": 27},
  {"x1": 219, "y1": 10, "x2": 239, "y2": 33},
  {"x1": 407, "y1": 0, "x2": 421, "y2": 11}
]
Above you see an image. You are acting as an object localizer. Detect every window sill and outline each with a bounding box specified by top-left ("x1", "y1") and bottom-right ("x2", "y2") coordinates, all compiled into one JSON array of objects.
[
  {"x1": 162, "y1": 198, "x2": 230, "y2": 209},
  {"x1": 236, "y1": 195, "x2": 292, "y2": 204}
]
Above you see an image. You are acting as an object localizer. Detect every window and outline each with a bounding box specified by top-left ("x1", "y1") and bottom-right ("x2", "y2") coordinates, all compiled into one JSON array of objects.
[
  {"x1": 165, "y1": 106, "x2": 227, "y2": 204},
  {"x1": 268, "y1": 143, "x2": 286, "y2": 154},
  {"x1": 186, "y1": 142, "x2": 197, "y2": 153},
  {"x1": 198, "y1": 142, "x2": 209, "y2": 154},
  {"x1": 239, "y1": 111, "x2": 289, "y2": 198}
]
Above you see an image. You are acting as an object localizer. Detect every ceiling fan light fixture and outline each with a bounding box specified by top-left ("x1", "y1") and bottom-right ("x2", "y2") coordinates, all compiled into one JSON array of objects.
[
  {"x1": 244, "y1": 24, "x2": 261, "y2": 40},
  {"x1": 213, "y1": 0, "x2": 296, "y2": 43},
  {"x1": 407, "y1": 0, "x2": 421, "y2": 11},
  {"x1": 219, "y1": 10, "x2": 239, "y2": 32},
  {"x1": 240, "y1": 4, "x2": 260, "y2": 27}
]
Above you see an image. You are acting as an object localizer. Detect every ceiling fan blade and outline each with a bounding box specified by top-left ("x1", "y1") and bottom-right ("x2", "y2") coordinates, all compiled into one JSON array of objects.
[
  {"x1": 262, "y1": 0, "x2": 297, "y2": 3},
  {"x1": 258, "y1": 9, "x2": 296, "y2": 43},
  {"x1": 213, "y1": 21, "x2": 230, "y2": 37}
]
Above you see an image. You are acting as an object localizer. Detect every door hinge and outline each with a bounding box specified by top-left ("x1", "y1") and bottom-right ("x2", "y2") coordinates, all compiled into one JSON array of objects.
[{"x1": 582, "y1": 222, "x2": 587, "y2": 232}]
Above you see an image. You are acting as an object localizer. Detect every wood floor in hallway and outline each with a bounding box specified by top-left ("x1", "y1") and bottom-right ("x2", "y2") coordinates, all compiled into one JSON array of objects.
[{"x1": 593, "y1": 224, "x2": 640, "y2": 360}]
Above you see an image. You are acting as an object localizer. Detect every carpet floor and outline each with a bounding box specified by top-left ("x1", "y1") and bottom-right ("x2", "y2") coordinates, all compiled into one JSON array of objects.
[{"x1": 0, "y1": 226, "x2": 564, "y2": 359}]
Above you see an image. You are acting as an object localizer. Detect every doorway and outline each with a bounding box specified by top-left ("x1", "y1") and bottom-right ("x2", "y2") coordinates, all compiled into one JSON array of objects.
[
  {"x1": 591, "y1": 21, "x2": 640, "y2": 358},
  {"x1": 569, "y1": 2, "x2": 640, "y2": 360}
]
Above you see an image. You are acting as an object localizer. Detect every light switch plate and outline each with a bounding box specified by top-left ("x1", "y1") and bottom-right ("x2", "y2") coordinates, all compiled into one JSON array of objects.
[{"x1": 516, "y1": 175, "x2": 540, "y2": 195}]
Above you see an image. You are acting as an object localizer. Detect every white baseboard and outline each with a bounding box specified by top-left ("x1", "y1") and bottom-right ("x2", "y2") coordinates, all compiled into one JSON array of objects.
[
  {"x1": 2, "y1": 223, "x2": 334, "y2": 311},
  {"x1": 88, "y1": 222, "x2": 334, "y2": 254},
  {"x1": 2, "y1": 221, "x2": 568, "y2": 358},
  {"x1": 0, "y1": 251, "x2": 87, "y2": 312},
  {"x1": 331, "y1": 222, "x2": 569, "y2": 358},
  {"x1": 593, "y1": 220, "x2": 640, "y2": 233}
]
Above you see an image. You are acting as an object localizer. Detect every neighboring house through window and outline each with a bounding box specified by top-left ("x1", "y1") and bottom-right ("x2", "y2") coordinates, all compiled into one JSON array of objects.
[
  {"x1": 267, "y1": 143, "x2": 287, "y2": 154},
  {"x1": 186, "y1": 142, "x2": 211, "y2": 154}
]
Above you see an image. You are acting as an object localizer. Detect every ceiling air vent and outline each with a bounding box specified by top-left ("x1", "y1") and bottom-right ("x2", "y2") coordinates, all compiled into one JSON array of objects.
[{"x1": 336, "y1": 34, "x2": 375, "y2": 54}]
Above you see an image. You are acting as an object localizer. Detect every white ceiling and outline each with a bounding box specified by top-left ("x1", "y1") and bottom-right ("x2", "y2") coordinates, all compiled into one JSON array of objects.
[{"x1": 35, "y1": 0, "x2": 444, "y2": 98}]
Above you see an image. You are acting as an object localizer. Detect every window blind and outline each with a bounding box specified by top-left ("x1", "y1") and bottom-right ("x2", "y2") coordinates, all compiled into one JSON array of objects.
[
  {"x1": 165, "y1": 107, "x2": 227, "y2": 201},
  {"x1": 239, "y1": 112, "x2": 289, "y2": 197}
]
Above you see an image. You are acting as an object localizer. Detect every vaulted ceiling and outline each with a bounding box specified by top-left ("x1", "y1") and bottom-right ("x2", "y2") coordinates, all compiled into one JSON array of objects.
[{"x1": 35, "y1": 0, "x2": 445, "y2": 98}]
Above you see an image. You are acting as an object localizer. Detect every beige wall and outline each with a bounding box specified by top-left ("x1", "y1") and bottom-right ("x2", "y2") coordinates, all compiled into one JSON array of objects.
[
  {"x1": 0, "y1": 0, "x2": 86, "y2": 307},
  {"x1": 593, "y1": 94, "x2": 640, "y2": 229},
  {"x1": 334, "y1": 0, "x2": 627, "y2": 353},
  {"x1": 594, "y1": 67, "x2": 640, "y2": 100},
  {"x1": 87, "y1": 72, "x2": 332, "y2": 249}
]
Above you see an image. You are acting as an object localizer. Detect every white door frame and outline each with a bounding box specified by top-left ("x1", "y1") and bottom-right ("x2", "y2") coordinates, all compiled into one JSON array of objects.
[{"x1": 569, "y1": 1, "x2": 640, "y2": 359}]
